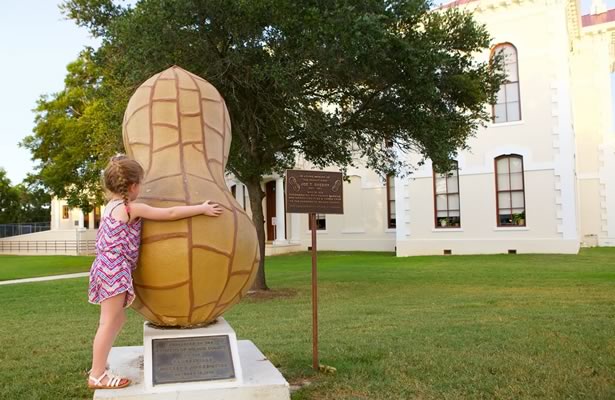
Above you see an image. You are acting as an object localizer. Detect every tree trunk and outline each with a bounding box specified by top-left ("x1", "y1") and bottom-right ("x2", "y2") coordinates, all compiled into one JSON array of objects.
[{"x1": 244, "y1": 179, "x2": 268, "y2": 291}]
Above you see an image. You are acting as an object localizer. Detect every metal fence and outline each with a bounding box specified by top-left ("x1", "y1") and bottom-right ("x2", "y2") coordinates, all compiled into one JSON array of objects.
[
  {"x1": 0, "y1": 240, "x2": 96, "y2": 255},
  {"x1": 0, "y1": 222, "x2": 51, "y2": 238}
]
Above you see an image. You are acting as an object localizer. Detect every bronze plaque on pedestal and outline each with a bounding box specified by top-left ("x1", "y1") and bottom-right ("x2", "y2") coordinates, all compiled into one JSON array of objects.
[
  {"x1": 152, "y1": 335, "x2": 235, "y2": 385},
  {"x1": 286, "y1": 170, "x2": 344, "y2": 214}
]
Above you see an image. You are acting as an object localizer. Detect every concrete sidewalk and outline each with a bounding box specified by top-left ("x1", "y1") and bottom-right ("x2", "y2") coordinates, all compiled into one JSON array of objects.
[{"x1": 0, "y1": 272, "x2": 89, "y2": 286}]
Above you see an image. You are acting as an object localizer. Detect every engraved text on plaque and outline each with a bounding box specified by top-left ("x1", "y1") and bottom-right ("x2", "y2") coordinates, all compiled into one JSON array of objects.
[{"x1": 152, "y1": 335, "x2": 235, "y2": 385}]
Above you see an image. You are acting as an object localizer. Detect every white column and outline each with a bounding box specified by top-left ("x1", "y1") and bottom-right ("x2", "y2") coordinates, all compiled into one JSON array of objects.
[
  {"x1": 238, "y1": 184, "x2": 246, "y2": 210},
  {"x1": 290, "y1": 213, "x2": 301, "y2": 244},
  {"x1": 58, "y1": 199, "x2": 63, "y2": 230},
  {"x1": 394, "y1": 143, "x2": 412, "y2": 257},
  {"x1": 77, "y1": 209, "x2": 85, "y2": 229},
  {"x1": 52, "y1": 199, "x2": 61, "y2": 230},
  {"x1": 601, "y1": 144, "x2": 615, "y2": 244},
  {"x1": 552, "y1": 35, "x2": 579, "y2": 242},
  {"x1": 274, "y1": 177, "x2": 287, "y2": 244},
  {"x1": 394, "y1": 175, "x2": 409, "y2": 241}
]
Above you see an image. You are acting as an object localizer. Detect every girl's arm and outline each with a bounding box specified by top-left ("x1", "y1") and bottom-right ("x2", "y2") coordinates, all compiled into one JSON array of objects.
[{"x1": 129, "y1": 201, "x2": 223, "y2": 221}]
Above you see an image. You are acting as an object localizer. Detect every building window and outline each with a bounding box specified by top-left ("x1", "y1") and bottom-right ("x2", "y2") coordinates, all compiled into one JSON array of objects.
[
  {"x1": 433, "y1": 161, "x2": 461, "y2": 228},
  {"x1": 94, "y1": 207, "x2": 101, "y2": 229},
  {"x1": 308, "y1": 214, "x2": 326, "y2": 230},
  {"x1": 492, "y1": 43, "x2": 521, "y2": 123},
  {"x1": 495, "y1": 155, "x2": 526, "y2": 226},
  {"x1": 62, "y1": 205, "x2": 69, "y2": 219},
  {"x1": 386, "y1": 174, "x2": 396, "y2": 229},
  {"x1": 231, "y1": 184, "x2": 237, "y2": 198}
]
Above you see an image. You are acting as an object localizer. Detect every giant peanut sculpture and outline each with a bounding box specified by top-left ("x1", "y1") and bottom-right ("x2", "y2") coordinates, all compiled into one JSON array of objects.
[{"x1": 122, "y1": 66, "x2": 260, "y2": 327}]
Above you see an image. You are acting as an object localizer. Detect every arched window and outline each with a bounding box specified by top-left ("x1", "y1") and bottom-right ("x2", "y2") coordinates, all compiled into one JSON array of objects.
[
  {"x1": 492, "y1": 43, "x2": 521, "y2": 123},
  {"x1": 433, "y1": 161, "x2": 461, "y2": 228},
  {"x1": 495, "y1": 155, "x2": 526, "y2": 226}
]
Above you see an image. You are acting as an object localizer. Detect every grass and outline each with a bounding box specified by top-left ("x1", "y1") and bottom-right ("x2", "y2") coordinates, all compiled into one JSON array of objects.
[
  {"x1": 0, "y1": 249, "x2": 614, "y2": 399},
  {"x1": 0, "y1": 255, "x2": 94, "y2": 281}
]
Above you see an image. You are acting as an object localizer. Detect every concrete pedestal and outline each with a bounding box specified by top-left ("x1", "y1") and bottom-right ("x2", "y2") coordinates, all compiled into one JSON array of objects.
[
  {"x1": 93, "y1": 319, "x2": 290, "y2": 400},
  {"x1": 93, "y1": 341, "x2": 290, "y2": 400}
]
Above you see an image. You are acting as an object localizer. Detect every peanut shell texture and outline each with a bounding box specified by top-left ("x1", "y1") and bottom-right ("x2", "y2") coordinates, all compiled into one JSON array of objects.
[{"x1": 122, "y1": 65, "x2": 260, "y2": 327}]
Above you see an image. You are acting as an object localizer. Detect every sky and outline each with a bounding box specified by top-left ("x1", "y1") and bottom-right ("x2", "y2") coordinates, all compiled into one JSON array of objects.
[
  {"x1": 0, "y1": 0, "x2": 612, "y2": 185},
  {"x1": 0, "y1": 1, "x2": 99, "y2": 184}
]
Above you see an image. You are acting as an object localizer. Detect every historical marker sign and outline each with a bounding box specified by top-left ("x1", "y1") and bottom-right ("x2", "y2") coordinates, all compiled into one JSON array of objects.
[
  {"x1": 286, "y1": 170, "x2": 344, "y2": 214},
  {"x1": 285, "y1": 169, "x2": 344, "y2": 371},
  {"x1": 152, "y1": 335, "x2": 235, "y2": 385}
]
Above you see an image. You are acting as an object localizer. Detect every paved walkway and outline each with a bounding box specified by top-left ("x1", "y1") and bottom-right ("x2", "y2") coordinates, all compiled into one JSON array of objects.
[{"x1": 0, "y1": 272, "x2": 89, "y2": 286}]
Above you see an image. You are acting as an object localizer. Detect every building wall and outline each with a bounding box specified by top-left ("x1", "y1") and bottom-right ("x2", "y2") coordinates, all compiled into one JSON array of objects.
[
  {"x1": 570, "y1": 20, "x2": 615, "y2": 246},
  {"x1": 599, "y1": 142, "x2": 615, "y2": 245},
  {"x1": 50, "y1": 198, "x2": 103, "y2": 231},
  {"x1": 399, "y1": 168, "x2": 578, "y2": 255},
  {"x1": 397, "y1": 0, "x2": 580, "y2": 256},
  {"x1": 297, "y1": 169, "x2": 396, "y2": 252},
  {"x1": 51, "y1": 198, "x2": 83, "y2": 230}
]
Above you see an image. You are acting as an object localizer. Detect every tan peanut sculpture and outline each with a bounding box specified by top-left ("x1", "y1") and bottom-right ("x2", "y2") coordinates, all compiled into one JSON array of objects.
[{"x1": 122, "y1": 66, "x2": 260, "y2": 327}]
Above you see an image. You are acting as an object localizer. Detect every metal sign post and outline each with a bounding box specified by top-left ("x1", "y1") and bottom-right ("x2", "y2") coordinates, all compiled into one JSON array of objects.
[
  {"x1": 285, "y1": 170, "x2": 343, "y2": 371},
  {"x1": 310, "y1": 212, "x2": 318, "y2": 369}
]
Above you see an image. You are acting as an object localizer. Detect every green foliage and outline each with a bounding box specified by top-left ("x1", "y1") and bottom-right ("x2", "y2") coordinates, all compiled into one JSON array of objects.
[
  {"x1": 27, "y1": 0, "x2": 504, "y2": 197},
  {"x1": 63, "y1": 0, "x2": 503, "y2": 179},
  {"x1": 0, "y1": 169, "x2": 20, "y2": 223},
  {"x1": 25, "y1": 0, "x2": 504, "y2": 288},
  {"x1": 13, "y1": 176, "x2": 52, "y2": 223},
  {"x1": 0, "y1": 169, "x2": 51, "y2": 223},
  {"x1": 60, "y1": 0, "x2": 124, "y2": 37}
]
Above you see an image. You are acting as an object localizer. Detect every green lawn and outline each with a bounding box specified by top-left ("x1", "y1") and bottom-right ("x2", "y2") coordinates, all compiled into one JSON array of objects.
[
  {"x1": 0, "y1": 255, "x2": 94, "y2": 281},
  {"x1": 0, "y1": 249, "x2": 614, "y2": 399}
]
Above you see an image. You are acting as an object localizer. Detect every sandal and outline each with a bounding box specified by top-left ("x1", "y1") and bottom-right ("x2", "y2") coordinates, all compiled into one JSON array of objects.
[{"x1": 88, "y1": 369, "x2": 131, "y2": 389}]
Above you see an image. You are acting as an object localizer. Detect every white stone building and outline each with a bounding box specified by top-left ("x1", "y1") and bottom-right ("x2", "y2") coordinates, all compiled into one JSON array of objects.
[
  {"x1": 228, "y1": 0, "x2": 615, "y2": 256},
  {"x1": 0, "y1": 199, "x2": 101, "y2": 255},
  {"x1": 28, "y1": 0, "x2": 615, "y2": 257},
  {"x1": 394, "y1": 0, "x2": 615, "y2": 255},
  {"x1": 50, "y1": 198, "x2": 102, "y2": 232}
]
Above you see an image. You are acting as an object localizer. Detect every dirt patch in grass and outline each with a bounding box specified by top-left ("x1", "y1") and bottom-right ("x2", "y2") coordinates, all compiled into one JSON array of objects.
[
  {"x1": 245, "y1": 288, "x2": 298, "y2": 301},
  {"x1": 288, "y1": 377, "x2": 314, "y2": 393}
]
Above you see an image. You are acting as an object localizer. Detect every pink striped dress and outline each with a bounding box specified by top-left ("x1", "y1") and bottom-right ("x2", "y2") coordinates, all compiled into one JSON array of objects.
[{"x1": 88, "y1": 199, "x2": 142, "y2": 308}]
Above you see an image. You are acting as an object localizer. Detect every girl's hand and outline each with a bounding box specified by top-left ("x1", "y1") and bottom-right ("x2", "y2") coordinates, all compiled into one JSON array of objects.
[{"x1": 202, "y1": 200, "x2": 223, "y2": 217}]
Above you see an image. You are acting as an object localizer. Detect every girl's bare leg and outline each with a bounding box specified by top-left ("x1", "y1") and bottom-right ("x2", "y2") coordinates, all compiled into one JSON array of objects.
[{"x1": 90, "y1": 293, "x2": 127, "y2": 383}]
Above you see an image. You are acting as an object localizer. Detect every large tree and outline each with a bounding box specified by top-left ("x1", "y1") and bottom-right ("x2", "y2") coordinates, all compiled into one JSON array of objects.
[
  {"x1": 22, "y1": 49, "x2": 123, "y2": 212},
  {"x1": 0, "y1": 169, "x2": 20, "y2": 224},
  {"x1": 13, "y1": 176, "x2": 52, "y2": 223},
  {"x1": 0, "y1": 170, "x2": 50, "y2": 224},
  {"x1": 28, "y1": 0, "x2": 503, "y2": 289}
]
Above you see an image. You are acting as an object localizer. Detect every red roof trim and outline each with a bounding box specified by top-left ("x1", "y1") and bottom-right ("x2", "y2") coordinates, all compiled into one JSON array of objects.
[
  {"x1": 581, "y1": 9, "x2": 615, "y2": 27},
  {"x1": 438, "y1": 0, "x2": 479, "y2": 10},
  {"x1": 438, "y1": 0, "x2": 615, "y2": 27}
]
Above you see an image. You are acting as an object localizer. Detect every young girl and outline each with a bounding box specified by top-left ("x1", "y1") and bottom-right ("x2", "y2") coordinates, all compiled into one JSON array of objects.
[{"x1": 87, "y1": 154, "x2": 223, "y2": 389}]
